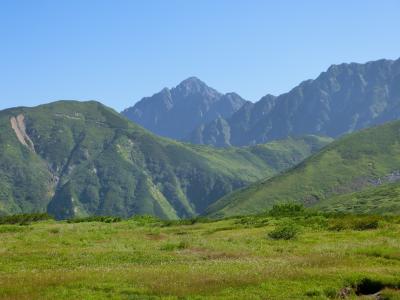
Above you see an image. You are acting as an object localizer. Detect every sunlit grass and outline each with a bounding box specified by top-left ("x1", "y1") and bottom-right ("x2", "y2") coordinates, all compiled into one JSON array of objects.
[{"x1": 0, "y1": 215, "x2": 399, "y2": 299}]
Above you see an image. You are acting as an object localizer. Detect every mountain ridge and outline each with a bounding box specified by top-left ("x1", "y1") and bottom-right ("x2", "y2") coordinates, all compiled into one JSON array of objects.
[
  {"x1": 189, "y1": 57, "x2": 400, "y2": 146},
  {"x1": 122, "y1": 77, "x2": 248, "y2": 140}
]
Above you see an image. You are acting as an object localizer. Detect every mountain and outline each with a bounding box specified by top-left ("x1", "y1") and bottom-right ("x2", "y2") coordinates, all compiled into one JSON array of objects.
[
  {"x1": 187, "y1": 94, "x2": 277, "y2": 146},
  {"x1": 190, "y1": 58, "x2": 400, "y2": 146},
  {"x1": 122, "y1": 77, "x2": 247, "y2": 140},
  {"x1": 206, "y1": 120, "x2": 400, "y2": 218},
  {"x1": 0, "y1": 101, "x2": 330, "y2": 219}
]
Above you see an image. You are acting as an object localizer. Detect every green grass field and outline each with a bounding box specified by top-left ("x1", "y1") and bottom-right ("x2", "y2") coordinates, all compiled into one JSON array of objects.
[{"x1": 1, "y1": 211, "x2": 399, "y2": 299}]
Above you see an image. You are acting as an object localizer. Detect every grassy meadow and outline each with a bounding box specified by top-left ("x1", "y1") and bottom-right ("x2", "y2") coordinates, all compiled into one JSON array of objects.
[{"x1": 0, "y1": 210, "x2": 400, "y2": 299}]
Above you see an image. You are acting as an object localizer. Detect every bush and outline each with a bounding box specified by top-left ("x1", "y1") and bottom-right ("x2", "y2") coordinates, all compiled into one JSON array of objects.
[
  {"x1": 353, "y1": 217, "x2": 379, "y2": 230},
  {"x1": 0, "y1": 213, "x2": 53, "y2": 225},
  {"x1": 300, "y1": 215, "x2": 328, "y2": 230},
  {"x1": 162, "y1": 218, "x2": 197, "y2": 227},
  {"x1": 328, "y1": 215, "x2": 380, "y2": 231},
  {"x1": 67, "y1": 216, "x2": 121, "y2": 223},
  {"x1": 268, "y1": 223, "x2": 299, "y2": 240},
  {"x1": 0, "y1": 225, "x2": 29, "y2": 233},
  {"x1": 162, "y1": 217, "x2": 212, "y2": 227}
]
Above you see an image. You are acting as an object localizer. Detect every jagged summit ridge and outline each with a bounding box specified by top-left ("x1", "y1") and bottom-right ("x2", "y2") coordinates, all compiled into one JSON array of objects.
[
  {"x1": 122, "y1": 77, "x2": 247, "y2": 139},
  {"x1": 189, "y1": 57, "x2": 400, "y2": 146}
]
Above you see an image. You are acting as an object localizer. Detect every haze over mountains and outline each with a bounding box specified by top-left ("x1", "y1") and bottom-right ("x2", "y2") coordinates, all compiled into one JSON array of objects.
[{"x1": 124, "y1": 58, "x2": 400, "y2": 147}]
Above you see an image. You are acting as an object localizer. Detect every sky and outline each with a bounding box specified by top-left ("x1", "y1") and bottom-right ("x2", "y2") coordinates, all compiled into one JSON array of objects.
[{"x1": 1, "y1": 0, "x2": 400, "y2": 112}]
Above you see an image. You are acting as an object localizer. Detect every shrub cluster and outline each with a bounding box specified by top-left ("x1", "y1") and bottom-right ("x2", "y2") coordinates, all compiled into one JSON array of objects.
[
  {"x1": 161, "y1": 217, "x2": 211, "y2": 227},
  {"x1": 268, "y1": 222, "x2": 299, "y2": 240},
  {"x1": 67, "y1": 216, "x2": 121, "y2": 223},
  {"x1": 0, "y1": 213, "x2": 52, "y2": 225},
  {"x1": 328, "y1": 215, "x2": 380, "y2": 231}
]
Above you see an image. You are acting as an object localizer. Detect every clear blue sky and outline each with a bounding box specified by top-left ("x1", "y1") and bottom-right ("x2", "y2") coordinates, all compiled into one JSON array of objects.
[{"x1": 1, "y1": 0, "x2": 399, "y2": 111}]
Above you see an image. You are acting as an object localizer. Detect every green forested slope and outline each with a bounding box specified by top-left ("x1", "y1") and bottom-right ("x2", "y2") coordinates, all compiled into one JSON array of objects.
[
  {"x1": 0, "y1": 101, "x2": 329, "y2": 219},
  {"x1": 314, "y1": 182, "x2": 400, "y2": 215},
  {"x1": 207, "y1": 120, "x2": 400, "y2": 217}
]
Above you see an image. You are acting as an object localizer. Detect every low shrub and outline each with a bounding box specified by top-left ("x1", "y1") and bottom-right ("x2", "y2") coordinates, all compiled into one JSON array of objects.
[
  {"x1": 300, "y1": 215, "x2": 328, "y2": 229},
  {"x1": 67, "y1": 216, "x2": 121, "y2": 223},
  {"x1": 268, "y1": 223, "x2": 299, "y2": 240},
  {"x1": 328, "y1": 215, "x2": 381, "y2": 231},
  {"x1": 0, "y1": 225, "x2": 29, "y2": 233},
  {"x1": 353, "y1": 217, "x2": 380, "y2": 230},
  {"x1": 162, "y1": 218, "x2": 197, "y2": 227},
  {"x1": 162, "y1": 217, "x2": 212, "y2": 227},
  {"x1": 0, "y1": 213, "x2": 53, "y2": 225}
]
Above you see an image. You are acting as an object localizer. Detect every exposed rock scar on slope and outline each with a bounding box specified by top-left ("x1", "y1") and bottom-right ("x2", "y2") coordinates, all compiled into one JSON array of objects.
[{"x1": 10, "y1": 114, "x2": 36, "y2": 152}]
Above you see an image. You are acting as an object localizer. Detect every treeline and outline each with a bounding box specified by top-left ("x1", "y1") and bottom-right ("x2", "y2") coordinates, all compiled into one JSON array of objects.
[
  {"x1": 0, "y1": 213, "x2": 52, "y2": 225},
  {"x1": 0, "y1": 204, "x2": 398, "y2": 227},
  {"x1": 67, "y1": 216, "x2": 122, "y2": 223}
]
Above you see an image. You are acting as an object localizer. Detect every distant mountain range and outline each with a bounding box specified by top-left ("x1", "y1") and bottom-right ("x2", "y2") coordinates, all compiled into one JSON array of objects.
[
  {"x1": 207, "y1": 119, "x2": 400, "y2": 218},
  {"x1": 122, "y1": 77, "x2": 247, "y2": 140},
  {"x1": 2, "y1": 57, "x2": 400, "y2": 220},
  {"x1": 0, "y1": 101, "x2": 329, "y2": 219},
  {"x1": 123, "y1": 58, "x2": 400, "y2": 147},
  {"x1": 192, "y1": 58, "x2": 400, "y2": 146}
]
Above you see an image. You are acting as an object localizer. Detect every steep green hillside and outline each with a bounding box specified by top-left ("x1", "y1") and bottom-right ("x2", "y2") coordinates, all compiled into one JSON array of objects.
[
  {"x1": 207, "y1": 120, "x2": 400, "y2": 217},
  {"x1": 0, "y1": 101, "x2": 330, "y2": 219},
  {"x1": 315, "y1": 182, "x2": 400, "y2": 215}
]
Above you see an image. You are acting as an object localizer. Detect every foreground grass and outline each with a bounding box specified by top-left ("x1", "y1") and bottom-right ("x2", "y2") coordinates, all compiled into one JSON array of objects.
[{"x1": 0, "y1": 214, "x2": 400, "y2": 299}]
